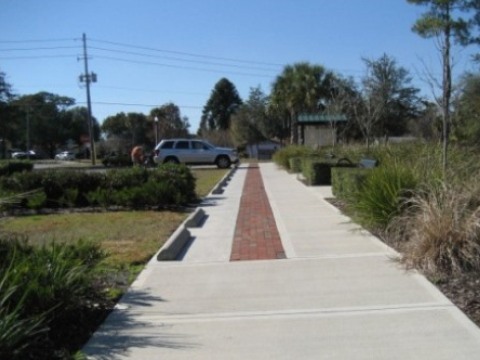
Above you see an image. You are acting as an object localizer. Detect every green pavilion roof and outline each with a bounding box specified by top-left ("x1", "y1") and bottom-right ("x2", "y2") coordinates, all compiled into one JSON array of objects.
[{"x1": 298, "y1": 113, "x2": 348, "y2": 123}]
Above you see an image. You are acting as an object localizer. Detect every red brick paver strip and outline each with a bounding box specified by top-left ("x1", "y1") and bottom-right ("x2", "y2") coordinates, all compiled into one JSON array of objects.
[{"x1": 230, "y1": 164, "x2": 286, "y2": 261}]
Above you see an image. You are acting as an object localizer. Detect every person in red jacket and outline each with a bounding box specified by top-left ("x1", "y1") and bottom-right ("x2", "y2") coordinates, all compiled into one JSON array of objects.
[{"x1": 131, "y1": 146, "x2": 144, "y2": 166}]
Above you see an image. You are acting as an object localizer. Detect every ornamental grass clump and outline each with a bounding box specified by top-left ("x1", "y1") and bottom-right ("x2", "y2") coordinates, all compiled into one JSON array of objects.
[
  {"x1": 0, "y1": 256, "x2": 48, "y2": 360},
  {"x1": 393, "y1": 184, "x2": 480, "y2": 276},
  {"x1": 350, "y1": 162, "x2": 418, "y2": 229},
  {"x1": 0, "y1": 236, "x2": 107, "y2": 359}
]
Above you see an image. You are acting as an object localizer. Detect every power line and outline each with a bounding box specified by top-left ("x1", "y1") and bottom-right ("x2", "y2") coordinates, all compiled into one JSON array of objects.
[
  {"x1": 90, "y1": 37, "x2": 284, "y2": 68},
  {"x1": 92, "y1": 55, "x2": 276, "y2": 78},
  {"x1": 96, "y1": 85, "x2": 205, "y2": 96},
  {"x1": 0, "y1": 55, "x2": 77, "y2": 60},
  {"x1": 0, "y1": 36, "x2": 368, "y2": 77},
  {"x1": 79, "y1": 101, "x2": 203, "y2": 109},
  {"x1": 89, "y1": 46, "x2": 280, "y2": 73},
  {"x1": 0, "y1": 46, "x2": 79, "y2": 52},
  {"x1": 0, "y1": 38, "x2": 76, "y2": 44},
  {"x1": 0, "y1": 37, "x2": 279, "y2": 77}
]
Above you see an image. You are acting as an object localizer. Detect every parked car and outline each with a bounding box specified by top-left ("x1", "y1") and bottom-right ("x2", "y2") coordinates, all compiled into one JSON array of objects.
[
  {"x1": 55, "y1": 151, "x2": 76, "y2": 161},
  {"x1": 153, "y1": 139, "x2": 239, "y2": 168},
  {"x1": 11, "y1": 150, "x2": 37, "y2": 159}
]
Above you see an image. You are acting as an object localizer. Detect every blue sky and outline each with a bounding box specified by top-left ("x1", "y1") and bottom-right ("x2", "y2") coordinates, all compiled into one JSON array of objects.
[{"x1": 1, "y1": 0, "x2": 478, "y2": 132}]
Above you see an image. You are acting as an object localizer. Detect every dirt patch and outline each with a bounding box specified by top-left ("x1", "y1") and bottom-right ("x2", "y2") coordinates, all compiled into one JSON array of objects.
[{"x1": 435, "y1": 272, "x2": 480, "y2": 326}]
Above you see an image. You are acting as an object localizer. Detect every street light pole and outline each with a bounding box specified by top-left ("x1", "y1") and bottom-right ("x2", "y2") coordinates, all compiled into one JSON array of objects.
[{"x1": 154, "y1": 116, "x2": 159, "y2": 145}]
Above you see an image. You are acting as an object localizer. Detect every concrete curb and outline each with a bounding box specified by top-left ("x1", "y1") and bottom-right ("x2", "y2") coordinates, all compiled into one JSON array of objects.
[
  {"x1": 211, "y1": 166, "x2": 238, "y2": 194},
  {"x1": 184, "y1": 207, "x2": 206, "y2": 228},
  {"x1": 156, "y1": 208, "x2": 206, "y2": 261},
  {"x1": 156, "y1": 226, "x2": 191, "y2": 261},
  {"x1": 157, "y1": 166, "x2": 238, "y2": 261}
]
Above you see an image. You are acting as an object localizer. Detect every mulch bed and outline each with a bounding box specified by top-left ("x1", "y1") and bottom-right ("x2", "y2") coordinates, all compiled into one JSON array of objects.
[{"x1": 435, "y1": 272, "x2": 480, "y2": 326}]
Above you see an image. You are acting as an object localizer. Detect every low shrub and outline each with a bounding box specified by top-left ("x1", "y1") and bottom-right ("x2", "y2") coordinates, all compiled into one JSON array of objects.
[
  {"x1": 391, "y1": 184, "x2": 480, "y2": 276},
  {"x1": 0, "y1": 164, "x2": 197, "y2": 210},
  {"x1": 272, "y1": 145, "x2": 314, "y2": 170},
  {"x1": 26, "y1": 191, "x2": 47, "y2": 210},
  {"x1": 288, "y1": 157, "x2": 303, "y2": 173},
  {"x1": 0, "y1": 259, "x2": 49, "y2": 360},
  {"x1": 85, "y1": 188, "x2": 115, "y2": 208},
  {"x1": 0, "y1": 161, "x2": 34, "y2": 177},
  {"x1": 301, "y1": 157, "x2": 357, "y2": 186},
  {"x1": 0, "y1": 238, "x2": 105, "y2": 313},
  {"x1": 350, "y1": 162, "x2": 418, "y2": 229},
  {"x1": 0, "y1": 236, "x2": 106, "y2": 359},
  {"x1": 331, "y1": 167, "x2": 370, "y2": 200},
  {"x1": 0, "y1": 171, "x2": 44, "y2": 193},
  {"x1": 302, "y1": 159, "x2": 333, "y2": 185},
  {"x1": 149, "y1": 164, "x2": 197, "y2": 204},
  {"x1": 102, "y1": 167, "x2": 148, "y2": 190}
]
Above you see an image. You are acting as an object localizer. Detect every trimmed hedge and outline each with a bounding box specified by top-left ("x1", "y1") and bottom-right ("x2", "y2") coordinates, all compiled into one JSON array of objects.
[
  {"x1": 302, "y1": 157, "x2": 357, "y2": 186},
  {"x1": 272, "y1": 145, "x2": 316, "y2": 170},
  {"x1": 288, "y1": 157, "x2": 303, "y2": 174},
  {"x1": 0, "y1": 164, "x2": 196, "y2": 210},
  {"x1": 0, "y1": 161, "x2": 34, "y2": 176},
  {"x1": 302, "y1": 159, "x2": 332, "y2": 185},
  {"x1": 331, "y1": 167, "x2": 371, "y2": 200}
]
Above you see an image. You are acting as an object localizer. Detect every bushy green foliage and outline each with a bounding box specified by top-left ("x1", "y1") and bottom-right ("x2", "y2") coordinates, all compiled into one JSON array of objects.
[
  {"x1": 302, "y1": 159, "x2": 333, "y2": 185},
  {"x1": 288, "y1": 157, "x2": 303, "y2": 173},
  {"x1": 149, "y1": 164, "x2": 196, "y2": 203},
  {"x1": 300, "y1": 156, "x2": 357, "y2": 186},
  {"x1": 0, "y1": 238, "x2": 105, "y2": 312},
  {"x1": 0, "y1": 236, "x2": 106, "y2": 359},
  {"x1": 0, "y1": 164, "x2": 197, "y2": 210},
  {"x1": 88, "y1": 165, "x2": 196, "y2": 208},
  {"x1": 40, "y1": 171, "x2": 104, "y2": 208},
  {"x1": 26, "y1": 191, "x2": 47, "y2": 210},
  {"x1": 350, "y1": 162, "x2": 418, "y2": 229},
  {"x1": 331, "y1": 167, "x2": 370, "y2": 200},
  {"x1": 0, "y1": 170, "x2": 104, "y2": 208},
  {"x1": 102, "y1": 167, "x2": 148, "y2": 190},
  {"x1": 0, "y1": 170, "x2": 44, "y2": 193},
  {"x1": 0, "y1": 161, "x2": 34, "y2": 176},
  {"x1": 327, "y1": 142, "x2": 480, "y2": 278},
  {"x1": 0, "y1": 256, "x2": 49, "y2": 360},
  {"x1": 272, "y1": 145, "x2": 315, "y2": 170}
]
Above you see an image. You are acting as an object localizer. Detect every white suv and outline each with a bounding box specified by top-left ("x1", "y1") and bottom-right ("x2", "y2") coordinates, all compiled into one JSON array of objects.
[
  {"x1": 55, "y1": 151, "x2": 76, "y2": 161},
  {"x1": 153, "y1": 139, "x2": 239, "y2": 168}
]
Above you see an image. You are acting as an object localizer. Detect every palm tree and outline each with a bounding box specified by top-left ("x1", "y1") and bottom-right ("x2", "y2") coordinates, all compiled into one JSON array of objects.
[{"x1": 270, "y1": 62, "x2": 334, "y2": 144}]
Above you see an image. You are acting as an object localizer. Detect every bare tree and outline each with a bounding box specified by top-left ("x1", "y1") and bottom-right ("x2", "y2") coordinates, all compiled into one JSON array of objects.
[
  {"x1": 351, "y1": 95, "x2": 384, "y2": 151},
  {"x1": 408, "y1": 0, "x2": 479, "y2": 178}
]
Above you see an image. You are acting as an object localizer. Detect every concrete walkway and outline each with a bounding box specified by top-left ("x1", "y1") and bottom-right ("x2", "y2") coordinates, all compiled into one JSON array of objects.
[{"x1": 83, "y1": 163, "x2": 480, "y2": 359}]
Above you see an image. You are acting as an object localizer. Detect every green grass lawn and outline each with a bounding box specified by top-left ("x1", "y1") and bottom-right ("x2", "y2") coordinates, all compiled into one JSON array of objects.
[{"x1": 0, "y1": 167, "x2": 228, "y2": 269}]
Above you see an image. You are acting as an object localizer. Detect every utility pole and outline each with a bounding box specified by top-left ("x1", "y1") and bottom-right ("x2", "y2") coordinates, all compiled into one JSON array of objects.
[
  {"x1": 26, "y1": 108, "x2": 30, "y2": 159},
  {"x1": 79, "y1": 33, "x2": 97, "y2": 165}
]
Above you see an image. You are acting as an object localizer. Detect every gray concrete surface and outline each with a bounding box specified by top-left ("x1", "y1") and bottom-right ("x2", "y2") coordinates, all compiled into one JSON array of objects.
[{"x1": 83, "y1": 162, "x2": 480, "y2": 359}]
